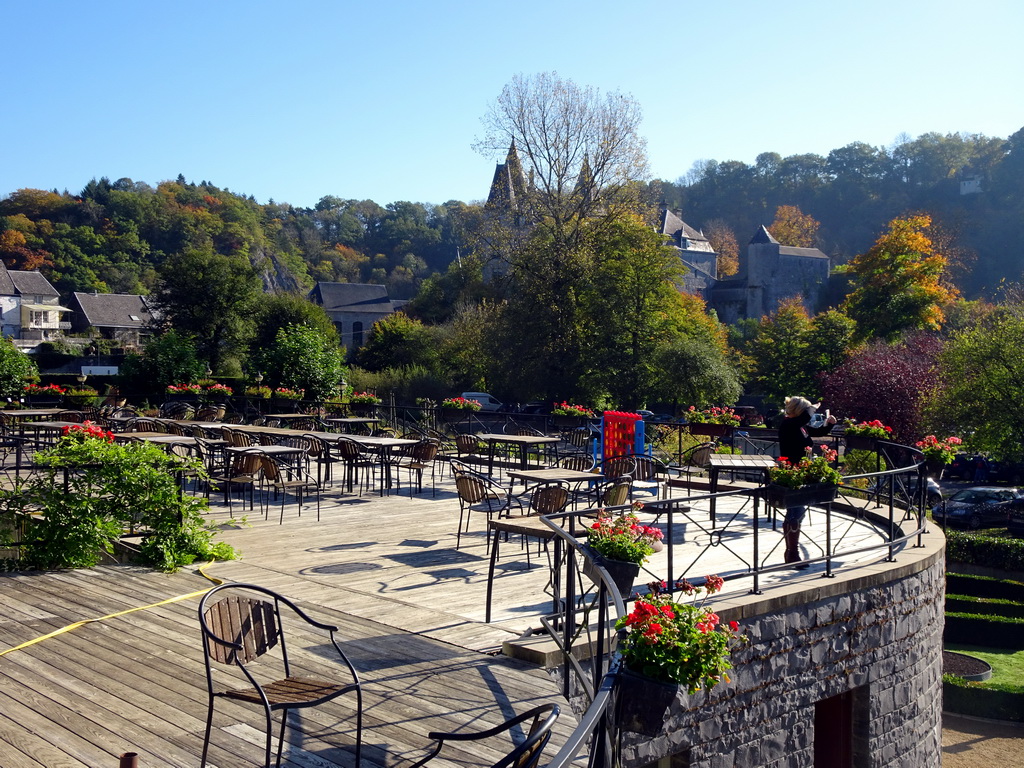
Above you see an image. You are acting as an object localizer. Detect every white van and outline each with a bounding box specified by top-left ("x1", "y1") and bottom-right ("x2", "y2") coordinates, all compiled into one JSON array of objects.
[{"x1": 460, "y1": 392, "x2": 504, "y2": 411}]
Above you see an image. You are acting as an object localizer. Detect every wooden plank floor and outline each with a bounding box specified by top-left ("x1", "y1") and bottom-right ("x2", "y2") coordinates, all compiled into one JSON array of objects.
[{"x1": 0, "y1": 464, "x2": 896, "y2": 767}]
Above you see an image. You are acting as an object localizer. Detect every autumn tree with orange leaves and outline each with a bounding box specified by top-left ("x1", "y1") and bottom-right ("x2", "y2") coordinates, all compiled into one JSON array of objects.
[
  {"x1": 769, "y1": 205, "x2": 820, "y2": 248},
  {"x1": 843, "y1": 214, "x2": 958, "y2": 341}
]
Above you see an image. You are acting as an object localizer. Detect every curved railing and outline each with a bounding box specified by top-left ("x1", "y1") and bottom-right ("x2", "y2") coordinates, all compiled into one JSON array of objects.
[{"x1": 539, "y1": 441, "x2": 930, "y2": 768}]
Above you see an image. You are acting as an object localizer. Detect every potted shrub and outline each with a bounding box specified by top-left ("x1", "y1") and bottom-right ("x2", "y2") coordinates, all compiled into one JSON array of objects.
[
  {"x1": 165, "y1": 383, "x2": 202, "y2": 401},
  {"x1": 272, "y1": 386, "x2": 304, "y2": 412},
  {"x1": 23, "y1": 382, "x2": 66, "y2": 406},
  {"x1": 64, "y1": 385, "x2": 99, "y2": 409},
  {"x1": 615, "y1": 576, "x2": 744, "y2": 735},
  {"x1": 915, "y1": 434, "x2": 962, "y2": 479},
  {"x1": 202, "y1": 382, "x2": 234, "y2": 402},
  {"x1": 552, "y1": 401, "x2": 596, "y2": 427},
  {"x1": 765, "y1": 446, "x2": 842, "y2": 508},
  {"x1": 683, "y1": 406, "x2": 740, "y2": 437},
  {"x1": 440, "y1": 396, "x2": 481, "y2": 420},
  {"x1": 349, "y1": 391, "x2": 382, "y2": 414},
  {"x1": 244, "y1": 385, "x2": 271, "y2": 399},
  {"x1": 843, "y1": 419, "x2": 892, "y2": 451},
  {"x1": 583, "y1": 503, "x2": 663, "y2": 599}
]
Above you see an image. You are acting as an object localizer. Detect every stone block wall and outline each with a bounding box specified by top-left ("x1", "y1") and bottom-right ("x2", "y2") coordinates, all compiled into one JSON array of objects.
[{"x1": 619, "y1": 550, "x2": 945, "y2": 767}]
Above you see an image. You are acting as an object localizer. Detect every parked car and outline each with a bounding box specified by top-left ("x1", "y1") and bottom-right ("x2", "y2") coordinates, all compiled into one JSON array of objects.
[
  {"x1": 988, "y1": 459, "x2": 1024, "y2": 486},
  {"x1": 931, "y1": 486, "x2": 1024, "y2": 530},
  {"x1": 1009, "y1": 505, "x2": 1024, "y2": 537},
  {"x1": 947, "y1": 454, "x2": 992, "y2": 481},
  {"x1": 459, "y1": 392, "x2": 504, "y2": 411}
]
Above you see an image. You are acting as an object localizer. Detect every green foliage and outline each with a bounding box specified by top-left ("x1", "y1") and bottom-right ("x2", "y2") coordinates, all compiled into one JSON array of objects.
[
  {"x1": 15, "y1": 424, "x2": 234, "y2": 571},
  {"x1": 587, "y1": 509, "x2": 662, "y2": 564},
  {"x1": 927, "y1": 301, "x2": 1024, "y2": 460},
  {"x1": 257, "y1": 324, "x2": 346, "y2": 401},
  {"x1": 843, "y1": 214, "x2": 957, "y2": 341},
  {"x1": 250, "y1": 293, "x2": 339, "y2": 353},
  {"x1": 152, "y1": 246, "x2": 262, "y2": 372},
  {"x1": 615, "y1": 578, "x2": 743, "y2": 692},
  {"x1": 654, "y1": 337, "x2": 741, "y2": 409},
  {"x1": 0, "y1": 338, "x2": 37, "y2": 399},
  {"x1": 347, "y1": 364, "x2": 451, "y2": 403},
  {"x1": 356, "y1": 312, "x2": 441, "y2": 372},
  {"x1": 944, "y1": 530, "x2": 1024, "y2": 572},
  {"x1": 119, "y1": 330, "x2": 205, "y2": 401}
]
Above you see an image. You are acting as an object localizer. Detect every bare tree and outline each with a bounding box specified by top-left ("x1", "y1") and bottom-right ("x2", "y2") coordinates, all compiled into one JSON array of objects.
[{"x1": 476, "y1": 72, "x2": 650, "y2": 242}]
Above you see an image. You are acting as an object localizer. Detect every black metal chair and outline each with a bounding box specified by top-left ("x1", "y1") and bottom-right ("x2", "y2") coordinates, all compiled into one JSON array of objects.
[
  {"x1": 198, "y1": 583, "x2": 363, "y2": 768},
  {"x1": 408, "y1": 703, "x2": 559, "y2": 768}
]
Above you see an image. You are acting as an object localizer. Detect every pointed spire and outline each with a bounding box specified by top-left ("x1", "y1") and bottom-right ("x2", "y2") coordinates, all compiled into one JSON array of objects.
[
  {"x1": 574, "y1": 154, "x2": 594, "y2": 206},
  {"x1": 749, "y1": 225, "x2": 779, "y2": 245},
  {"x1": 487, "y1": 139, "x2": 527, "y2": 210}
]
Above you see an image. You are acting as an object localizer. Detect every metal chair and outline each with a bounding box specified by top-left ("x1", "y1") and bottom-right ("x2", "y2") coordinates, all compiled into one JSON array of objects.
[
  {"x1": 409, "y1": 703, "x2": 559, "y2": 768},
  {"x1": 454, "y1": 472, "x2": 522, "y2": 549},
  {"x1": 333, "y1": 436, "x2": 377, "y2": 494},
  {"x1": 258, "y1": 454, "x2": 320, "y2": 523},
  {"x1": 662, "y1": 441, "x2": 717, "y2": 497},
  {"x1": 198, "y1": 583, "x2": 362, "y2": 768},
  {"x1": 398, "y1": 438, "x2": 440, "y2": 496},
  {"x1": 485, "y1": 483, "x2": 570, "y2": 622}
]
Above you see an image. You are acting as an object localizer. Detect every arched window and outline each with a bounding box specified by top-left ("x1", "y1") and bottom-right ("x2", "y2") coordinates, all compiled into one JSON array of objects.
[{"x1": 352, "y1": 321, "x2": 364, "y2": 348}]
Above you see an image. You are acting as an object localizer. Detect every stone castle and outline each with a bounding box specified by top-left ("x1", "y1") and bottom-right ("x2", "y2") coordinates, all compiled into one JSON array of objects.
[{"x1": 488, "y1": 141, "x2": 832, "y2": 323}]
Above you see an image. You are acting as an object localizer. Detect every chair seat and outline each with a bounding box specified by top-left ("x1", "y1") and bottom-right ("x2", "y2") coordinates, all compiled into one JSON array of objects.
[
  {"x1": 223, "y1": 676, "x2": 357, "y2": 707},
  {"x1": 488, "y1": 518, "x2": 557, "y2": 540}
]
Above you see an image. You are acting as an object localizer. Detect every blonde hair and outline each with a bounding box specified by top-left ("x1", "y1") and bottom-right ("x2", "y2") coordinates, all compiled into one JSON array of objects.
[{"x1": 784, "y1": 396, "x2": 817, "y2": 418}]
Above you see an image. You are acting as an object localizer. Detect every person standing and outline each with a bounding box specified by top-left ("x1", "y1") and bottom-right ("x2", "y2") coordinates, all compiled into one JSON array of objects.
[{"x1": 778, "y1": 396, "x2": 837, "y2": 567}]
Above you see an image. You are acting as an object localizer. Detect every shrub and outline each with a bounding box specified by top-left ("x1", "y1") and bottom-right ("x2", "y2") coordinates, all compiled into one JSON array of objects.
[
  {"x1": 0, "y1": 338, "x2": 37, "y2": 399},
  {"x1": 945, "y1": 530, "x2": 1024, "y2": 572},
  {"x1": 10, "y1": 422, "x2": 235, "y2": 571}
]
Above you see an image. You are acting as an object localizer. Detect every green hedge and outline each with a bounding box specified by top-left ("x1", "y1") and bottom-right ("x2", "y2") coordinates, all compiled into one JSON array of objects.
[
  {"x1": 944, "y1": 613, "x2": 1024, "y2": 649},
  {"x1": 944, "y1": 676, "x2": 1024, "y2": 721},
  {"x1": 946, "y1": 572, "x2": 1024, "y2": 601},
  {"x1": 945, "y1": 530, "x2": 1024, "y2": 571},
  {"x1": 947, "y1": 596, "x2": 1024, "y2": 619}
]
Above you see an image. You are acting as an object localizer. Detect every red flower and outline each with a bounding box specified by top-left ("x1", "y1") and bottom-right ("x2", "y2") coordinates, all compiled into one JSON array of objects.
[{"x1": 729, "y1": 621, "x2": 739, "y2": 632}]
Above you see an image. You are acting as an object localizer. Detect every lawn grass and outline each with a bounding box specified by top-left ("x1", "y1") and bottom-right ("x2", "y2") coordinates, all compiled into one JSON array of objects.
[{"x1": 947, "y1": 643, "x2": 1024, "y2": 693}]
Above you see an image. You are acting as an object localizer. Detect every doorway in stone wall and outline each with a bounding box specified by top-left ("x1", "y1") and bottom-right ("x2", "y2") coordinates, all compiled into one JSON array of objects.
[{"x1": 815, "y1": 689, "x2": 854, "y2": 767}]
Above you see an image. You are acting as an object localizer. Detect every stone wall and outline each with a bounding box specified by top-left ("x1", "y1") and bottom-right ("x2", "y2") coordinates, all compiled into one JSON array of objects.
[{"x1": 619, "y1": 540, "x2": 945, "y2": 767}]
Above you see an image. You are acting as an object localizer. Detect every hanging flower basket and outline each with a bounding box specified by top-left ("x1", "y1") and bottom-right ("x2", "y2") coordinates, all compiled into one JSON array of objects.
[
  {"x1": 844, "y1": 434, "x2": 877, "y2": 452},
  {"x1": 581, "y1": 545, "x2": 640, "y2": 600},
  {"x1": 687, "y1": 422, "x2": 731, "y2": 438},
  {"x1": 924, "y1": 460, "x2": 945, "y2": 480},
  {"x1": 764, "y1": 482, "x2": 838, "y2": 508},
  {"x1": 616, "y1": 666, "x2": 683, "y2": 736}
]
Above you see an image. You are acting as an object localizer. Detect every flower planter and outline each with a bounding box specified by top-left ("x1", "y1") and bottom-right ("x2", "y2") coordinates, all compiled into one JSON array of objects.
[
  {"x1": 764, "y1": 482, "x2": 838, "y2": 508},
  {"x1": 687, "y1": 423, "x2": 732, "y2": 438},
  {"x1": 924, "y1": 459, "x2": 946, "y2": 480},
  {"x1": 844, "y1": 435, "x2": 878, "y2": 452},
  {"x1": 581, "y1": 545, "x2": 639, "y2": 600},
  {"x1": 441, "y1": 408, "x2": 476, "y2": 421},
  {"x1": 272, "y1": 398, "x2": 300, "y2": 413},
  {"x1": 350, "y1": 403, "x2": 378, "y2": 415},
  {"x1": 616, "y1": 666, "x2": 682, "y2": 736},
  {"x1": 552, "y1": 415, "x2": 588, "y2": 428}
]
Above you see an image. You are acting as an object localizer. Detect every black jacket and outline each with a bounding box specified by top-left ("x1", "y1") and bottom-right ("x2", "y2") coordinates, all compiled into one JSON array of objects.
[{"x1": 778, "y1": 412, "x2": 833, "y2": 463}]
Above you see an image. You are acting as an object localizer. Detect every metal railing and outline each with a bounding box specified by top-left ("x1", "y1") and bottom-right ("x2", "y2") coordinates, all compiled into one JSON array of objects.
[{"x1": 538, "y1": 441, "x2": 930, "y2": 768}]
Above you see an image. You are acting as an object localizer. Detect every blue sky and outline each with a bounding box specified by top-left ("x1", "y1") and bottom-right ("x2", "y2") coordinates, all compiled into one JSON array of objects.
[{"x1": 4, "y1": 0, "x2": 1022, "y2": 209}]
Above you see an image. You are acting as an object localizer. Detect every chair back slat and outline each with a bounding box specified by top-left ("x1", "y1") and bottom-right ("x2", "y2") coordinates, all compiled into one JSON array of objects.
[
  {"x1": 204, "y1": 595, "x2": 279, "y2": 664},
  {"x1": 529, "y1": 484, "x2": 570, "y2": 515},
  {"x1": 456, "y1": 474, "x2": 487, "y2": 504}
]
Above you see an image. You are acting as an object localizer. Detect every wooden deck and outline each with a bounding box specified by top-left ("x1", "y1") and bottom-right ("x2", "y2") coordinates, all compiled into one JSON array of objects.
[{"x1": 0, "y1": 465, "x2": 896, "y2": 767}]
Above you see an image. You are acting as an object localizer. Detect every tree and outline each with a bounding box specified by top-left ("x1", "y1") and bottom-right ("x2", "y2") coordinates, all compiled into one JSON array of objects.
[
  {"x1": 258, "y1": 324, "x2": 346, "y2": 402},
  {"x1": 476, "y1": 72, "x2": 651, "y2": 402},
  {"x1": 841, "y1": 214, "x2": 958, "y2": 341},
  {"x1": 118, "y1": 331, "x2": 205, "y2": 401},
  {"x1": 768, "y1": 205, "x2": 820, "y2": 248},
  {"x1": 250, "y1": 293, "x2": 339, "y2": 355},
  {"x1": 704, "y1": 219, "x2": 739, "y2": 277},
  {"x1": 818, "y1": 333, "x2": 942, "y2": 441},
  {"x1": 653, "y1": 337, "x2": 741, "y2": 410},
  {"x1": 356, "y1": 313, "x2": 442, "y2": 373},
  {"x1": 152, "y1": 248, "x2": 262, "y2": 372},
  {"x1": 586, "y1": 214, "x2": 687, "y2": 409},
  {"x1": 745, "y1": 299, "x2": 814, "y2": 409},
  {"x1": 927, "y1": 300, "x2": 1024, "y2": 459},
  {"x1": 0, "y1": 338, "x2": 37, "y2": 399}
]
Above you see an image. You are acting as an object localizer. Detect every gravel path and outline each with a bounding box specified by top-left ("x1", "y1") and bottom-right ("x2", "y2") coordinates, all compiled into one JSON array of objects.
[{"x1": 942, "y1": 713, "x2": 1024, "y2": 767}]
